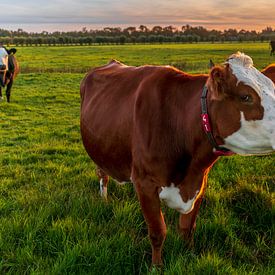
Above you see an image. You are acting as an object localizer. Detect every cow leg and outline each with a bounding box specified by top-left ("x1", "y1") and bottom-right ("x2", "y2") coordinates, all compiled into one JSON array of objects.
[
  {"x1": 134, "y1": 179, "x2": 167, "y2": 266},
  {"x1": 178, "y1": 167, "x2": 210, "y2": 243},
  {"x1": 0, "y1": 86, "x2": 3, "y2": 100},
  {"x1": 96, "y1": 167, "x2": 109, "y2": 199},
  {"x1": 6, "y1": 78, "x2": 13, "y2": 103},
  {"x1": 179, "y1": 196, "x2": 204, "y2": 244}
]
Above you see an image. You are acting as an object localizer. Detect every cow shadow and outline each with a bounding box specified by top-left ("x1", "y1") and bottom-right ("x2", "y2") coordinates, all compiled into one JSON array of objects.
[{"x1": 226, "y1": 186, "x2": 273, "y2": 238}]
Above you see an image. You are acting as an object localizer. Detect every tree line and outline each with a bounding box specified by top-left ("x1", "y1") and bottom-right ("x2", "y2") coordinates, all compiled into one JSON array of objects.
[{"x1": 0, "y1": 25, "x2": 275, "y2": 46}]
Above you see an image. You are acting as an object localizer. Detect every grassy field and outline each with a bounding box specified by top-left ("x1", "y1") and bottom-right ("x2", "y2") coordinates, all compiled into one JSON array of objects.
[
  {"x1": 17, "y1": 42, "x2": 274, "y2": 73},
  {"x1": 0, "y1": 43, "x2": 274, "y2": 274}
]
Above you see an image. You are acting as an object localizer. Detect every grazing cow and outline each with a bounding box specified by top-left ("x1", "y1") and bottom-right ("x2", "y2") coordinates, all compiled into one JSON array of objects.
[
  {"x1": 262, "y1": 64, "x2": 275, "y2": 83},
  {"x1": 270, "y1": 41, "x2": 275, "y2": 56},
  {"x1": 0, "y1": 47, "x2": 19, "y2": 102},
  {"x1": 80, "y1": 52, "x2": 275, "y2": 266}
]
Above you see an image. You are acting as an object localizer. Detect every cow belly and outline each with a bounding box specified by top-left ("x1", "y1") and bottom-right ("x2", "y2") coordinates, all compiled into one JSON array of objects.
[{"x1": 80, "y1": 119, "x2": 132, "y2": 182}]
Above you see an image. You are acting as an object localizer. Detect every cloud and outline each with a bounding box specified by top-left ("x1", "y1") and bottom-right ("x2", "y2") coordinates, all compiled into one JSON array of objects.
[{"x1": 0, "y1": 0, "x2": 274, "y2": 30}]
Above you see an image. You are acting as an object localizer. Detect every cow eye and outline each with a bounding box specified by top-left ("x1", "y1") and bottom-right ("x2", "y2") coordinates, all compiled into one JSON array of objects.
[{"x1": 240, "y1": 94, "x2": 252, "y2": 103}]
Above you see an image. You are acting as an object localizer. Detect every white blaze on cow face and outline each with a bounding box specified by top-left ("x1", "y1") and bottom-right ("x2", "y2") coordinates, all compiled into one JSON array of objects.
[
  {"x1": 159, "y1": 184, "x2": 199, "y2": 214},
  {"x1": 223, "y1": 52, "x2": 275, "y2": 155},
  {"x1": 0, "y1": 48, "x2": 8, "y2": 70}
]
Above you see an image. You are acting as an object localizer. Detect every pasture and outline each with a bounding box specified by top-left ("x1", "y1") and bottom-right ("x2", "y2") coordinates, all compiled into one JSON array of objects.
[{"x1": 0, "y1": 43, "x2": 274, "y2": 274}]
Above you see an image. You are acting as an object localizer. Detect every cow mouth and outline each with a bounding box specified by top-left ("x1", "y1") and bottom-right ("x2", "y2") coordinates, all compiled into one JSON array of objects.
[{"x1": 223, "y1": 143, "x2": 274, "y2": 156}]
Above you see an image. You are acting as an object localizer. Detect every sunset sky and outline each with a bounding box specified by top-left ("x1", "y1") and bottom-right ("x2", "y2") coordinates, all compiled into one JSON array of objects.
[{"x1": 0, "y1": 0, "x2": 274, "y2": 32}]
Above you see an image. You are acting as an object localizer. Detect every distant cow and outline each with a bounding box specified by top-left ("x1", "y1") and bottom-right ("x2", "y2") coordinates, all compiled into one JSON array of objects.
[
  {"x1": 270, "y1": 41, "x2": 275, "y2": 56},
  {"x1": 80, "y1": 52, "x2": 275, "y2": 266},
  {"x1": 0, "y1": 47, "x2": 19, "y2": 102}
]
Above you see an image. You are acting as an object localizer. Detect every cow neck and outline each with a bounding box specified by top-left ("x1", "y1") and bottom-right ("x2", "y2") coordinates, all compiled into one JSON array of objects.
[{"x1": 200, "y1": 85, "x2": 235, "y2": 157}]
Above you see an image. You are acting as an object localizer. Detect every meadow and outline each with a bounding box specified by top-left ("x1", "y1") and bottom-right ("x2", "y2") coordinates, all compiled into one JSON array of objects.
[{"x1": 0, "y1": 43, "x2": 274, "y2": 274}]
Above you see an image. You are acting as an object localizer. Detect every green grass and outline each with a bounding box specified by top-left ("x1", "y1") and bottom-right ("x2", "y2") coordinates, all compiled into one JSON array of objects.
[
  {"x1": 16, "y1": 42, "x2": 274, "y2": 73},
  {"x1": 0, "y1": 43, "x2": 274, "y2": 274}
]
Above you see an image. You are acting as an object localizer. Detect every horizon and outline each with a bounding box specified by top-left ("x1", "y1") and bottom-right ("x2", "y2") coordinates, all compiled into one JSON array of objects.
[
  {"x1": 0, "y1": 0, "x2": 274, "y2": 33},
  {"x1": 0, "y1": 22, "x2": 274, "y2": 34}
]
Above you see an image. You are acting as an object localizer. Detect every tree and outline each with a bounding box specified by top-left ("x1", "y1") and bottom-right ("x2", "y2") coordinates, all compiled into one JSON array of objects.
[
  {"x1": 139, "y1": 25, "x2": 148, "y2": 33},
  {"x1": 0, "y1": 24, "x2": 272, "y2": 46},
  {"x1": 124, "y1": 27, "x2": 136, "y2": 35},
  {"x1": 119, "y1": 35, "x2": 126, "y2": 44},
  {"x1": 163, "y1": 25, "x2": 176, "y2": 34},
  {"x1": 152, "y1": 26, "x2": 163, "y2": 34}
]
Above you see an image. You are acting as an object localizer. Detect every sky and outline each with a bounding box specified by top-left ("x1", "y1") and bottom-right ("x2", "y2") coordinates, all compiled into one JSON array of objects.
[{"x1": 0, "y1": 0, "x2": 274, "y2": 32}]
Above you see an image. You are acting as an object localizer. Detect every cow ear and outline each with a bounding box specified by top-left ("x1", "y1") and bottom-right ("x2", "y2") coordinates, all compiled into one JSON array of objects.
[
  {"x1": 208, "y1": 59, "x2": 215, "y2": 69},
  {"x1": 208, "y1": 66, "x2": 226, "y2": 100}
]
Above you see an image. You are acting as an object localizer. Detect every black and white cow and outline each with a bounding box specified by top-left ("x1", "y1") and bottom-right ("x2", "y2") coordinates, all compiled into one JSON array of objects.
[{"x1": 0, "y1": 46, "x2": 19, "y2": 102}]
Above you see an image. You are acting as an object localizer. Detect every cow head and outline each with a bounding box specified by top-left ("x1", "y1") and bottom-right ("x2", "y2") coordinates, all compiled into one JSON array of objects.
[
  {"x1": 0, "y1": 48, "x2": 8, "y2": 87},
  {"x1": 207, "y1": 52, "x2": 275, "y2": 155}
]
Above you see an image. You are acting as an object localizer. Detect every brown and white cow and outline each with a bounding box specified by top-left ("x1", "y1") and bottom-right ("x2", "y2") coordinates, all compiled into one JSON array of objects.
[
  {"x1": 80, "y1": 52, "x2": 275, "y2": 266},
  {"x1": 262, "y1": 64, "x2": 275, "y2": 83}
]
